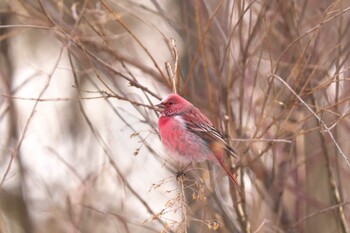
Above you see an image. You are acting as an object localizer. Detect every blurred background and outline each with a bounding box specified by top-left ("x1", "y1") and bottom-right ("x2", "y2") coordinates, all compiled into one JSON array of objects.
[{"x1": 1, "y1": 0, "x2": 350, "y2": 232}]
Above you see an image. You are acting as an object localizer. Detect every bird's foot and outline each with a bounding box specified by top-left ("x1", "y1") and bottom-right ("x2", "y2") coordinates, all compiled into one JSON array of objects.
[
  {"x1": 176, "y1": 162, "x2": 192, "y2": 180},
  {"x1": 176, "y1": 170, "x2": 186, "y2": 180}
]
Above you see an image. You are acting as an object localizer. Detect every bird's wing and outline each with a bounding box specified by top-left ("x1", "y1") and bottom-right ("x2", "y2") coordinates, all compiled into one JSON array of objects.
[{"x1": 180, "y1": 107, "x2": 238, "y2": 159}]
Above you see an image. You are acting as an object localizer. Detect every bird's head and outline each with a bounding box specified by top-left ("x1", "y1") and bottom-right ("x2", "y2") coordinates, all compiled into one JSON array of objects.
[{"x1": 155, "y1": 93, "x2": 192, "y2": 116}]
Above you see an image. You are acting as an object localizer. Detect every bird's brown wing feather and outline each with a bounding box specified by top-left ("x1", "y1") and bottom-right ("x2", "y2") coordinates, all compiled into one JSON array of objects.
[{"x1": 179, "y1": 107, "x2": 238, "y2": 159}]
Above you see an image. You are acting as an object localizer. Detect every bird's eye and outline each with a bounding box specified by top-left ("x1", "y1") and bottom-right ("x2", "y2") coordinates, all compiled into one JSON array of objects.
[{"x1": 168, "y1": 102, "x2": 174, "y2": 105}]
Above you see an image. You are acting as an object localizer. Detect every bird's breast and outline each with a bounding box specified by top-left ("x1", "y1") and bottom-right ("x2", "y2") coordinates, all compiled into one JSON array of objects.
[
  {"x1": 158, "y1": 115, "x2": 186, "y2": 143},
  {"x1": 158, "y1": 115, "x2": 210, "y2": 163}
]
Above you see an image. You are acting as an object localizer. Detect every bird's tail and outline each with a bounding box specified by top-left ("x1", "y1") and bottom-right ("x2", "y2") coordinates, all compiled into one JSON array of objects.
[
  {"x1": 217, "y1": 160, "x2": 245, "y2": 201},
  {"x1": 218, "y1": 159, "x2": 239, "y2": 187}
]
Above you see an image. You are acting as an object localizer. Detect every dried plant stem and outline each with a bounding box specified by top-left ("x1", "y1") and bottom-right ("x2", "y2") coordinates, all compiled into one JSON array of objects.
[
  {"x1": 253, "y1": 219, "x2": 269, "y2": 233},
  {"x1": 183, "y1": 0, "x2": 224, "y2": 89},
  {"x1": 275, "y1": 5, "x2": 350, "y2": 71},
  {"x1": 99, "y1": 0, "x2": 167, "y2": 81},
  {"x1": 177, "y1": 176, "x2": 188, "y2": 233},
  {"x1": 171, "y1": 39, "x2": 179, "y2": 90},
  {"x1": 289, "y1": 201, "x2": 350, "y2": 229},
  {"x1": 235, "y1": 201, "x2": 251, "y2": 233},
  {"x1": 314, "y1": 97, "x2": 349, "y2": 233},
  {"x1": 1, "y1": 92, "x2": 158, "y2": 111},
  {"x1": 232, "y1": 138, "x2": 292, "y2": 143},
  {"x1": 71, "y1": 40, "x2": 161, "y2": 99},
  {"x1": 270, "y1": 74, "x2": 350, "y2": 168},
  {"x1": 165, "y1": 38, "x2": 179, "y2": 93},
  {"x1": 3, "y1": 1, "x2": 350, "y2": 232},
  {"x1": 67, "y1": 52, "x2": 170, "y2": 231},
  {"x1": 0, "y1": 43, "x2": 66, "y2": 187},
  {"x1": 166, "y1": 62, "x2": 175, "y2": 93},
  {"x1": 225, "y1": 89, "x2": 251, "y2": 232}
]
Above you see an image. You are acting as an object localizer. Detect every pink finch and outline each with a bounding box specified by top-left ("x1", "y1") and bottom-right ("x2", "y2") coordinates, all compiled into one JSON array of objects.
[{"x1": 156, "y1": 93, "x2": 238, "y2": 186}]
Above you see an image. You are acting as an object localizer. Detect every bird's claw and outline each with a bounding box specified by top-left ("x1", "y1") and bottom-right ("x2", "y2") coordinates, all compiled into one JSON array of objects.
[{"x1": 176, "y1": 171, "x2": 186, "y2": 180}]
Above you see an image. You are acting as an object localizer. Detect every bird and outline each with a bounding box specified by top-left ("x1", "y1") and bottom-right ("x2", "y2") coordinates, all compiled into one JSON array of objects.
[{"x1": 155, "y1": 93, "x2": 239, "y2": 186}]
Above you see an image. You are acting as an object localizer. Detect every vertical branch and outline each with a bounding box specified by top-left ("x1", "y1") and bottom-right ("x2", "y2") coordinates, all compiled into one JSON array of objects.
[
  {"x1": 178, "y1": 176, "x2": 189, "y2": 233},
  {"x1": 165, "y1": 62, "x2": 176, "y2": 93},
  {"x1": 332, "y1": 1, "x2": 349, "y2": 232},
  {"x1": 166, "y1": 38, "x2": 180, "y2": 94},
  {"x1": 171, "y1": 38, "x2": 180, "y2": 93}
]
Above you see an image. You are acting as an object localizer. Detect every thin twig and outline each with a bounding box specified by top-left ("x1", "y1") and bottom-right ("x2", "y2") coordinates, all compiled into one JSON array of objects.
[
  {"x1": 289, "y1": 201, "x2": 350, "y2": 229},
  {"x1": 231, "y1": 138, "x2": 292, "y2": 143},
  {"x1": 99, "y1": 0, "x2": 167, "y2": 81},
  {"x1": 170, "y1": 38, "x2": 179, "y2": 93},
  {"x1": 68, "y1": 51, "x2": 171, "y2": 231},
  {"x1": 0, "y1": 24, "x2": 53, "y2": 29},
  {"x1": 0, "y1": 43, "x2": 67, "y2": 187},
  {"x1": 1, "y1": 93, "x2": 158, "y2": 110},
  {"x1": 178, "y1": 176, "x2": 188, "y2": 233},
  {"x1": 253, "y1": 219, "x2": 270, "y2": 233},
  {"x1": 165, "y1": 61, "x2": 175, "y2": 93},
  {"x1": 270, "y1": 74, "x2": 350, "y2": 168},
  {"x1": 165, "y1": 38, "x2": 179, "y2": 94}
]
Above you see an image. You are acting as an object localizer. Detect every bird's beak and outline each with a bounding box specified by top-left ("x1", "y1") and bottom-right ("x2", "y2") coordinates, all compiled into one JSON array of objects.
[{"x1": 154, "y1": 103, "x2": 165, "y2": 112}]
